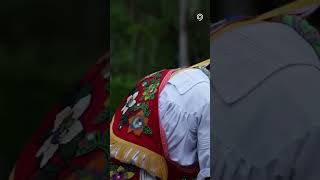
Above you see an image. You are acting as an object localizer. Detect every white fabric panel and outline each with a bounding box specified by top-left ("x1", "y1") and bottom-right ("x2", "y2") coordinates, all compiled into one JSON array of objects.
[{"x1": 159, "y1": 68, "x2": 210, "y2": 179}]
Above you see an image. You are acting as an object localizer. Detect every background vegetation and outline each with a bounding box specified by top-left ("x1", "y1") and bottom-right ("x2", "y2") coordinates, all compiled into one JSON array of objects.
[{"x1": 110, "y1": 0, "x2": 210, "y2": 110}]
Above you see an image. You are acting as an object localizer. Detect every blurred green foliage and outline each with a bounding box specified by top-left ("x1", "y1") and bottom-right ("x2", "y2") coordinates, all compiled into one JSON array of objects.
[{"x1": 110, "y1": 0, "x2": 210, "y2": 110}]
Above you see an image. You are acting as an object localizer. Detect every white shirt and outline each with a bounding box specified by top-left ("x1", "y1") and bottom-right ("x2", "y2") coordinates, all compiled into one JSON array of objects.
[{"x1": 159, "y1": 68, "x2": 210, "y2": 179}]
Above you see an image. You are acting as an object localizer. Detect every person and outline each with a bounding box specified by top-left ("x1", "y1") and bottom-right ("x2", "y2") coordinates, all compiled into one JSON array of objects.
[
  {"x1": 211, "y1": 0, "x2": 320, "y2": 179},
  {"x1": 110, "y1": 60, "x2": 210, "y2": 180}
]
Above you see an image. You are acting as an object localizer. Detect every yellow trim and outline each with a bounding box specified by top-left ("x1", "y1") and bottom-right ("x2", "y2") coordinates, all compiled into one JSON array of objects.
[
  {"x1": 172, "y1": 59, "x2": 210, "y2": 76},
  {"x1": 210, "y1": 0, "x2": 320, "y2": 40},
  {"x1": 190, "y1": 59, "x2": 210, "y2": 68},
  {"x1": 110, "y1": 116, "x2": 168, "y2": 180}
]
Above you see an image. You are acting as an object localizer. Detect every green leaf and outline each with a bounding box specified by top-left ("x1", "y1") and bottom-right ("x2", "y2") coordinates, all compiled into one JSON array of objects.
[
  {"x1": 143, "y1": 126, "x2": 152, "y2": 135},
  {"x1": 144, "y1": 111, "x2": 150, "y2": 117},
  {"x1": 151, "y1": 78, "x2": 159, "y2": 84},
  {"x1": 155, "y1": 72, "x2": 161, "y2": 78}
]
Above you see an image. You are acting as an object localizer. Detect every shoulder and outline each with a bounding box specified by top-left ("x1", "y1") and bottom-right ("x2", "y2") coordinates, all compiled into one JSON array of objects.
[
  {"x1": 211, "y1": 21, "x2": 320, "y2": 103},
  {"x1": 168, "y1": 68, "x2": 209, "y2": 95},
  {"x1": 159, "y1": 68, "x2": 209, "y2": 115}
]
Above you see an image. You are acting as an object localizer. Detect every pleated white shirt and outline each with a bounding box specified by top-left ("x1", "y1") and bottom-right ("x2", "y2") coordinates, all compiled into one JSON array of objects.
[{"x1": 159, "y1": 68, "x2": 210, "y2": 179}]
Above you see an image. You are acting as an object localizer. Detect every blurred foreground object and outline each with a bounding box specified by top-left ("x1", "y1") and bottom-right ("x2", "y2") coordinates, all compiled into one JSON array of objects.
[
  {"x1": 211, "y1": 0, "x2": 320, "y2": 179},
  {"x1": 9, "y1": 52, "x2": 110, "y2": 179}
]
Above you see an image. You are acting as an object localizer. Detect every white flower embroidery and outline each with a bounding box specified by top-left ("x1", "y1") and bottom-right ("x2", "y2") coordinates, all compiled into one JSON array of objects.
[
  {"x1": 121, "y1": 91, "x2": 139, "y2": 115},
  {"x1": 36, "y1": 94, "x2": 91, "y2": 168}
]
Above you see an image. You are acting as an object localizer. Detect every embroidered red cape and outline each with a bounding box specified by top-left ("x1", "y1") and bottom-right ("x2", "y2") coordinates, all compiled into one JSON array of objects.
[
  {"x1": 110, "y1": 68, "x2": 202, "y2": 180},
  {"x1": 11, "y1": 53, "x2": 109, "y2": 180}
]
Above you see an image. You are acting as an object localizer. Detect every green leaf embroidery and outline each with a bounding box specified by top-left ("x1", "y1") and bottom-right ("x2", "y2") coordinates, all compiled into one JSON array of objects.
[
  {"x1": 150, "y1": 94, "x2": 155, "y2": 100},
  {"x1": 142, "y1": 81, "x2": 148, "y2": 87},
  {"x1": 142, "y1": 125, "x2": 152, "y2": 135},
  {"x1": 155, "y1": 72, "x2": 161, "y2": 78}
]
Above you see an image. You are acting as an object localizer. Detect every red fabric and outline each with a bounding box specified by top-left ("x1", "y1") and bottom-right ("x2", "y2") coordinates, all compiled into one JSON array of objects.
[
  {"x1": 14, "y1": 56, "x2": 109, "y2": 180},
  {"x1": 80, "y1": 53, "x2": 109, "y2": 84},
  {"x1": 112, "y1": 70, "x2": 171, "y2": 156},
  {"x1": 112, "y1": 69, "x2": 199, "y2": 179},
  {"x1": 15, "y1": 105, "x2": 62, "y2": 180},
  {"x1": 58, "y1": 74, "x2": 108, "y2": 179}
]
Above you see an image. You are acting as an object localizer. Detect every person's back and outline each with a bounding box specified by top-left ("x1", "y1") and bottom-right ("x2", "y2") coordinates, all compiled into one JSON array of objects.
[
  {"x1": 211, "y1": 1, "x2": 320, "y2": 179},
  {"x1": 159, "y1": 67, "x2": 210, "y2": 179},
  {"x1": 110, "y1": 61, "x2": 210, "y2": 179}
]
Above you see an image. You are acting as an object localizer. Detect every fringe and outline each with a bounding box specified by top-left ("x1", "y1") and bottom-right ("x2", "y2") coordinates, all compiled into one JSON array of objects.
[
  {"x1": 139, "y1": 168, "x2": 157, "y2": 180},
  {"x1": 110, "y1": 117, "x2": 168, "y2": 180}
]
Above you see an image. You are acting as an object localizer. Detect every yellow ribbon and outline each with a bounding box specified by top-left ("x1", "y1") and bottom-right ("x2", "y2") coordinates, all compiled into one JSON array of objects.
[
  {"x1": 210, "y1": 0, "x2": 320, "y2": 40},
  {"x1": 172, "y1": 59, "x2": 210, "y2": 77}
]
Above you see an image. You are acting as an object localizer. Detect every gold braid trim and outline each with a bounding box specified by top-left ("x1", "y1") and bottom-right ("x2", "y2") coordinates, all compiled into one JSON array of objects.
[
  {"x1": 172, "y1": 59, "x2": 210, "y2": 77},
  {"x1": 110, "y1": 116, "x2": 168, "y2": 180},
  {"x1": 210, "y1": 0, "x2": 320, "y2": 40}
]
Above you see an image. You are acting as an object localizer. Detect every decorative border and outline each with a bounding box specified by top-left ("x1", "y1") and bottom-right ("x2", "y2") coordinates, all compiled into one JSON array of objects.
[{"x1": 110, "y1": 116, "x2": 168, "y2": 180}]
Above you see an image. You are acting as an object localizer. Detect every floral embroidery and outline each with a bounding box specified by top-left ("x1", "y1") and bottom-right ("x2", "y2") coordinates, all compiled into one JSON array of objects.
[
  {"x1": 141, "y1": 82, "x2": 159, "y2": 101},
  {"x1": 36, "y1": 94, "x2": 91, "y2": 168},
  {"x1": 142, "y1": 81, "x2": 148, "y2": 87},
  {"x1": 110, "y1": 166, "x2": 135, "y2": 180},
  {"x1": 140, "y1": 72, "x2": 161, "y2": 101},
  {"x1": 121, "y1": 91, "x2": 139, "y2": 115},
  {"x1": 127, "y1": 110, "x2": 151, "y2": 136},
  {"x1": 131, "y1": 102, "x2": 150, "y2": 117},
  {"x1": 119, "y1": 103, "x2": 151, "y2": 132},
  {"x1": 118, "y1": 71, "x2": 162, "y2": 135}
]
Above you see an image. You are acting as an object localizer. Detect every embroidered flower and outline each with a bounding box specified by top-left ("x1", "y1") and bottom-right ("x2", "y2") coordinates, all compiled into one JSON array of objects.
[
  {"x1": 110, "y1": 166, "x2": 134, "y2": 180},
  {"x1": 121, "y1": 91, "x2": 139, "y2": 115},
  {"x1": 141, "y1": 82, "x2": 159, "y2": 101},
  {"x1": 148, "y1": 83, "x2": 159, "y2": 94},
  {"x1": 142, "y1": 81, "x2": 148, "y2": 87},
  {"x1": 127, "y1": 110, "x2": 149, "y2": 136},
  {"x1": 36, "y1": 94, "x2": 91, "y2": 168}
]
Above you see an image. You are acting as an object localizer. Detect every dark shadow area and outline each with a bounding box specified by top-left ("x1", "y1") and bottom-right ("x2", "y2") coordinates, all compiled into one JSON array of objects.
[
  {"x1": 210, "y1": 0, "x2": 303, "y2": 22},
  {"x1": 0, "y1": 0, "x2": 108, "y2": 178}
]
